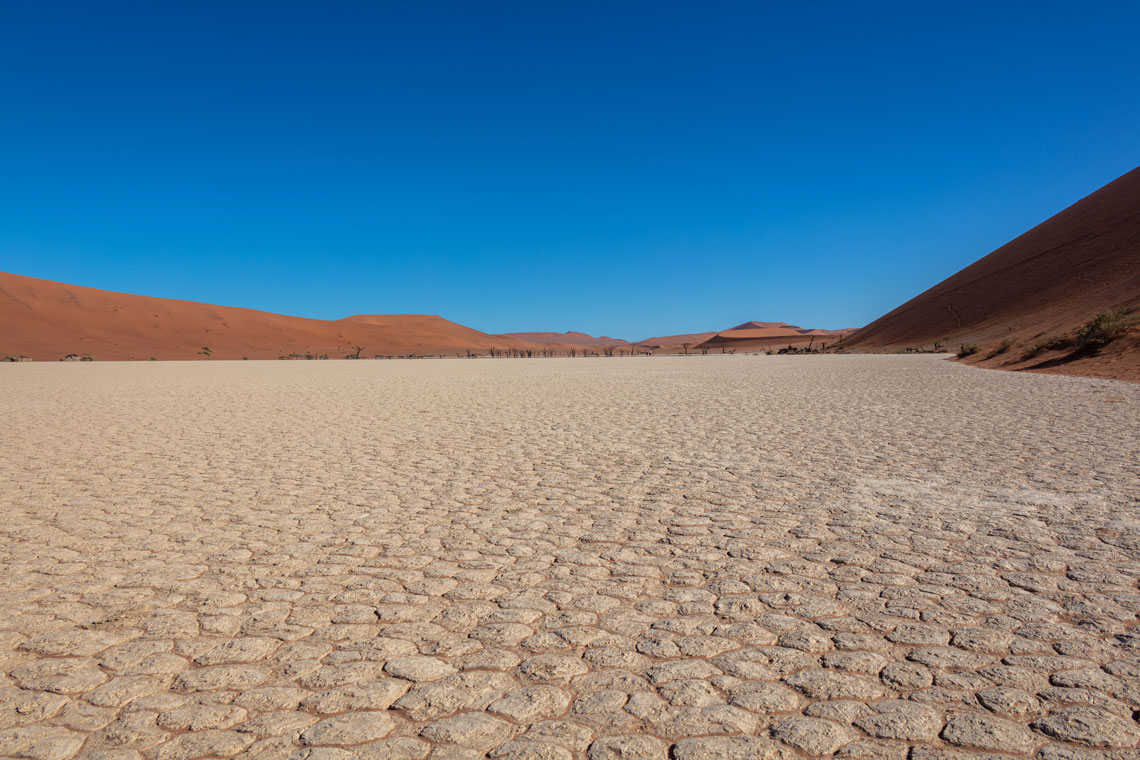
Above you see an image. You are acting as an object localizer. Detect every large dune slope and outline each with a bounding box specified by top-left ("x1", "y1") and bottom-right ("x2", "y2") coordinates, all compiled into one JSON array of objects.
[
  {"x1": 0, "y1": 272, "x2": 535, "y2": 360},
  {"x1": 845, "y1": 166, "x2": 1140, "y2": 380}
]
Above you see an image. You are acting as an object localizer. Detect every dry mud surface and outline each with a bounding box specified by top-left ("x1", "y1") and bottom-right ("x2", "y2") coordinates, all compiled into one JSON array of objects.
[{"x1": 1, "y1": 355, "x2": 1139, "y2": 760}]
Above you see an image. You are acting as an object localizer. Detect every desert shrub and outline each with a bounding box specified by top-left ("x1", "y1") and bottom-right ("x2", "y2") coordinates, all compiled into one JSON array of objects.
[
  {"x1": 957, "y1": 343, "x2": 979, "y2": 358},
  {"x1": 1076, "y1": 309, "x2": 1138, "y2": 349},
  {"x1": 987, "y1": 337, "x2": 1015, "y2": 358},
  {"x1": 1020, "y1": 335, "x2": 1071, "y2": 361}
]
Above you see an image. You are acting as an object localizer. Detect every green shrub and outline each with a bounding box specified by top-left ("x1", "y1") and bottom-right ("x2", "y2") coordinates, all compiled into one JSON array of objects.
[
  {"x1": 957, "y1": 343, "x2": 979, "y2": 358},
  {"x1": 1076, "y1": 309, "x2": 1138, "y2": 349}
]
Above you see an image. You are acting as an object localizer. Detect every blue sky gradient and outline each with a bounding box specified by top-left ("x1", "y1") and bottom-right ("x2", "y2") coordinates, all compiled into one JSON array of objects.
[{"x1": 2, "y1": 2, "x2": 1138, "y2": 338}]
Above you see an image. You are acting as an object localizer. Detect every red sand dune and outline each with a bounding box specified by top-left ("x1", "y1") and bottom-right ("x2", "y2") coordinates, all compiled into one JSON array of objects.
[
  {"x1": 499, "y1": 331, "x2": 632, "y2": 350},
  {"x1": 632, "y1": 322, "x2": 854, "y2": 354},
  {"x1": 0, "y1": 271, "x2": 537, "y2": 360},
  {"x1": 696, "y1": 322, "x2": 854, "y2": 352},
  {"x1": 843, "y1": 166, "x2": 1140, "y2": 381},
  {"x1": 635, "y1": 331, "x2": 719, "y2": 351},
  {"x1": 0, "y1": 270, "x2": 842, "y2": 361},
  {"x1": 339, "y1": 314, "x2": 535, "y2": 353}
]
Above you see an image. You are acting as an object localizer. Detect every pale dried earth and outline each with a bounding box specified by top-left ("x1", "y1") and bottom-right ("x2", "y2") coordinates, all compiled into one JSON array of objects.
[{"x1": 1, "y1": 355, "x2": 1139, "y2": 760}]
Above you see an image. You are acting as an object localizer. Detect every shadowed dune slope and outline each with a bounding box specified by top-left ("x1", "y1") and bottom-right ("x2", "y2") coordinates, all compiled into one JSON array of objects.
[
  {"x1": 0, "y1": 272, "x2": 537, "y2": 360},
  {"x1": 844, "y1": 166, "x2": 1140, "y2": 380}
]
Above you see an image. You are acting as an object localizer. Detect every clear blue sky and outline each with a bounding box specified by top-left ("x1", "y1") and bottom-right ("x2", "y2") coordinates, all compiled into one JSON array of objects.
[{"x1": 2, "y1": 2, "x2": 1138, "y2": 339}]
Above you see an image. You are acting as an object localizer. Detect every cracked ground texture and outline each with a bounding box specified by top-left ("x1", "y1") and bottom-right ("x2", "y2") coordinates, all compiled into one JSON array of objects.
[{"x1": 1, "y1": 355, "x2": 1139, "y2": 760}]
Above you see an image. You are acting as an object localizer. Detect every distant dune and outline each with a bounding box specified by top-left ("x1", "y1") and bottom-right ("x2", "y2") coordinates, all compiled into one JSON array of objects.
[
  {"x1": 340, "y1": 314, "x2": 536, "y2": 353},
  {"x1": 1, "y1": 270, "x2": 849, "y2": 361},
  {"x1": 636, "y1": 322, "x2": 853, "y2": 353},
  {"x1": 843, "y1": 166, "x2": 1140, "y2": 381},
  {"x1": 499, "y1": 331, "x2": 631, "y2": 350},
  {"x1": 695, "y1": 321, "x2": 855, "y2": 352},
  {"x1": 0, "y1": 272, "x2": 535, "y2": 360},
  {"x1": 635, "y1": 331, "x2": 719, "y2": 351}
]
